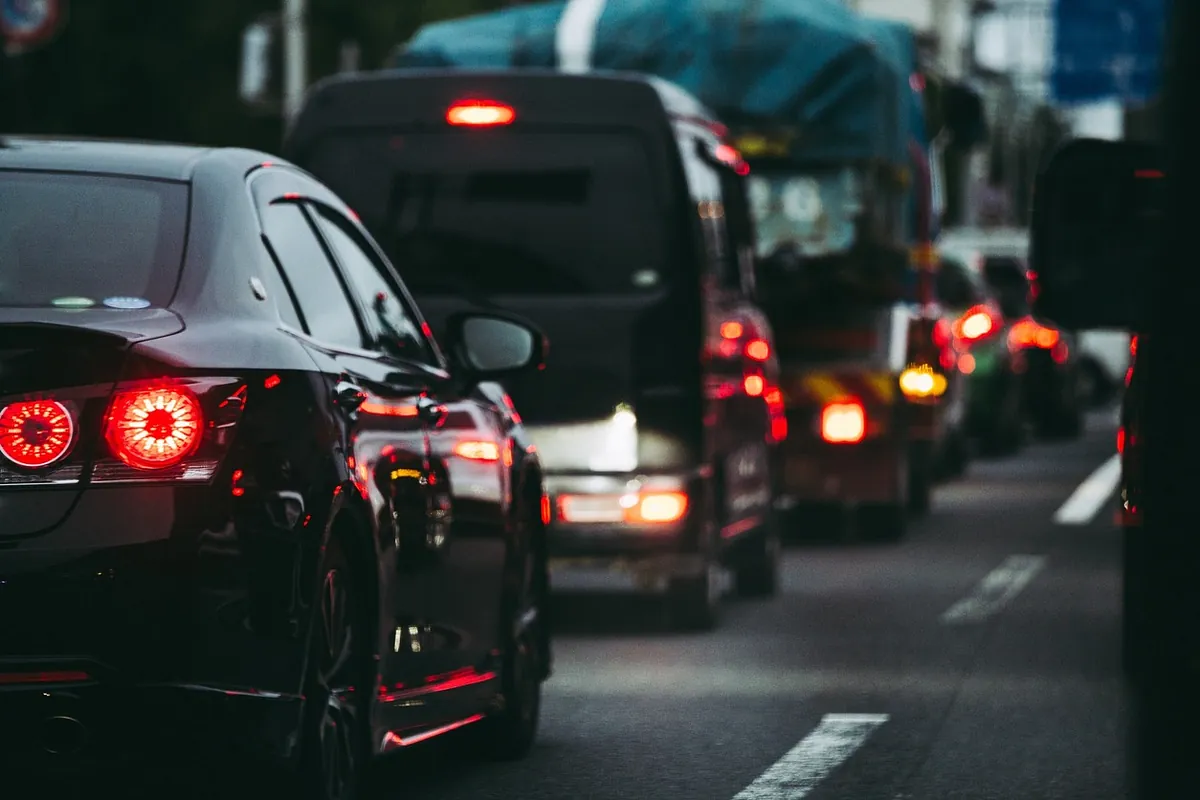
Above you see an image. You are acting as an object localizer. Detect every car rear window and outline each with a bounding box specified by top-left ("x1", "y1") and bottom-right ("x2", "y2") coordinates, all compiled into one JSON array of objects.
[
  {"x1": 0, "y1": 171, "x2": 188, "y2": 308},
  {"x1": 301, "y1": 130, "x2": 669, "y2": 295}
]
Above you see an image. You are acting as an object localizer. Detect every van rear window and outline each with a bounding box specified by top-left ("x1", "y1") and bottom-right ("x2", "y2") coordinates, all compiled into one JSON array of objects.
[{"x1": 301, "y1": 131, "x2": 669, "y2": 295}]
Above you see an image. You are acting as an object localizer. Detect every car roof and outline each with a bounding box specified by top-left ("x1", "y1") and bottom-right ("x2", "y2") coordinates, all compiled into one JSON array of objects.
[{"x1": 0, "y1": 136, "x2": 277, "y2": 181}]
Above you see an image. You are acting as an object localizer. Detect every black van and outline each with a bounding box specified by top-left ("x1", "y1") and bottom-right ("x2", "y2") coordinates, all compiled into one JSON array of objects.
[{"x1": 285, "y1": 69, "x2": 782, "y2": 630}]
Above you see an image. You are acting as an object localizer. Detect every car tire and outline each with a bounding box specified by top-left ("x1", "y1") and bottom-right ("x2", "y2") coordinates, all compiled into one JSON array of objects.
[
  {"x1": 468, "y1": 627, "x2": 543, "y2": 761},
  {"x1": 298, "y1": 532, "x2": 374, "y2": 800},
  {"x1": 667, "y1": 560, "x2": 719, "y2": 631},
  {"x1": 734, "y1": 514, "x2": 781, "y2": 598}
]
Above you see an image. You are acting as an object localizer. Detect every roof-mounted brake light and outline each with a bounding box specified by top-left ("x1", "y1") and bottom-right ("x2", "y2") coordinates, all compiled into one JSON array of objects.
[{"x1": 447, "y1": 101, "x2": 515, "y2": 127}]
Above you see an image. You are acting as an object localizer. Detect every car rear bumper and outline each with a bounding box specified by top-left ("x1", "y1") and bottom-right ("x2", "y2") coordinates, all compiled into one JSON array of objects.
[
  {"x1": 0, "y1": 485, "x2": 311, "y2": 767},
  {"x1": 0, "y1": 674, "x2": 301, "y2": 773}
]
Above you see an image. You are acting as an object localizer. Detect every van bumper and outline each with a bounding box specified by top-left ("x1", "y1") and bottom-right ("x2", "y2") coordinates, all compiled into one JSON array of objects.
[{"x1": 543, "y1": 471, "x2": 708, "y2": 593}]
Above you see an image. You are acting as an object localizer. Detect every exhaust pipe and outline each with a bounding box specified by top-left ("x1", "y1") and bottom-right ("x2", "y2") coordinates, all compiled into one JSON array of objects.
[{"x1": 41, "y1": 715, "x2": 88, "y2": 757}]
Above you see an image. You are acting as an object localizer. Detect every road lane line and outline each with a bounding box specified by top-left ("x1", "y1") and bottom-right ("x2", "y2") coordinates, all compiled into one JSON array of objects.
[
  {"x1": 1053, "y1": 454, "x2": 1121, "y2": 525},
  {"x1": 940, "y1": 555, "x2": 1046, "y2": 625},
  {"x1": 732, "y1": 713, "x2": 888, "y2": 799}
]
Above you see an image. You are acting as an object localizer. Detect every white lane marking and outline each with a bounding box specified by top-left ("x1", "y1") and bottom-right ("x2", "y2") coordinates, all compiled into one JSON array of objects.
[
  {"x1": 940, "y1": 554, "x2": 1046, "y2": 625},
  {"x1": 555, "y1": 0, "x2": 607, "y2": 72},
  {"x1": 1053, "y1": 453, "x2": 1121, "y2": 525},
  {"x1": 733, "y1": 713, "x2": 888, "y2": 800}
]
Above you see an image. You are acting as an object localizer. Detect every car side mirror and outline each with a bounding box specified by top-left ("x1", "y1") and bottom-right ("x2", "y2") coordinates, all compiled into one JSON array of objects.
[
  {"x1": 1029, "y1": 138, "x2": 1162, "y2": 330},
  {"x1": 445, "y1": 311, "x2": 547, "y2": 383}
]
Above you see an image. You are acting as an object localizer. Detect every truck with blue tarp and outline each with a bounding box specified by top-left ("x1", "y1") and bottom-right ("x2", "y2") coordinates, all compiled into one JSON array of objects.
[{"x1": 389, "y1": 0, "x2": 954, "y2": 539}]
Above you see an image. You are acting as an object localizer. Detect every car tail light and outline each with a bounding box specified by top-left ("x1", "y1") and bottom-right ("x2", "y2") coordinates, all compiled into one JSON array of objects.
[
  {"x1": 556, "y1": 491, "x2": 689, "y2": 525},
  {"x1": 720, "y1": 321, "x2": 744, "y2": 339},
  {"x1": 0, "y1": 400, "x2": 76, "y2": 469},
  {"x1": 1117, "y1": 426, "x2": 1125, "y2": 454},
  {"x1": 454, "y1": 440, "x2": 500, "y2": 462},
  {"x1": 446, "y1": 101, "x2": 515, "y2": 126},
  {"x1": 1008, "y1": 318, "x2": 1060, "y2": 350},
  {"x1": 932, "y1": 318, "x2": 952, "y2": 347},
  {"x1": 105, "y1": 387, "x2": 203, "y2": 470},
  {"x1": 821, "y1": 401, "x2": 865, "y2": 444},
  {"x1": 1, "y1": 377, "x2": 246, "y2": 488},
  {"x1": 951, "y1": 304, "x2": 997, "y2": 342},
  {"x1": 744, "y1": 374, "x2": 765, "y2": 396},
  {"x1": 1130, "y1": 335, "x2": 1138, "y2": 357}
]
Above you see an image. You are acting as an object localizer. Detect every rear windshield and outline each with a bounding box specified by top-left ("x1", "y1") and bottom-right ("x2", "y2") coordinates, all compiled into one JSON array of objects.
[
  {"x1": 301, "y1": 130, "x2": 669, "y2": 295},
  {"x1": 0, "y1": 171, "x2": 188, "y2": 308}
]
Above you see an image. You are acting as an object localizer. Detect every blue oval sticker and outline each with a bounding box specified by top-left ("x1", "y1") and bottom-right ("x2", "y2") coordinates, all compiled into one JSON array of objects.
[{"x1": 103, "y1": 296, "x2": 151, "y2": 310}]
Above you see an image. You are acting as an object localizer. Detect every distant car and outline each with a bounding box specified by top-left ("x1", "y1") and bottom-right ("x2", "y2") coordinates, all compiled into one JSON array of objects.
[
  {"x1": 0, "y1": 138, "x2": 551, "y2": 793},
  {"x1": 286, "y1": 69, "x2": 783, "y2": 628},
  {"x1": 935, "y1": 250, "x2": 1025, "y2": 455},
  {"x1": 981, "y1": 254, "x2": 1083, "y2": 440}
]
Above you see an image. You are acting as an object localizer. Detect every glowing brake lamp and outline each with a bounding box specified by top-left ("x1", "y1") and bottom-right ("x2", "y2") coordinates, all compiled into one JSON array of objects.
[
  {"x1": 821, "y1": 400, "x2": 865, "y2": 444},
  {"x1": 1008, "y1": 318, "x2": 1061, "y2": 350},
  {"x1": 446, "y1": 101, "x2": 515, "y2": 127},
  {"x1": 953, "y1": 305, "x2": 995, "y2": 342}
]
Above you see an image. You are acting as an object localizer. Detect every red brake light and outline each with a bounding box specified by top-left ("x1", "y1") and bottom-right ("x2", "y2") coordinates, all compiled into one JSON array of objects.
[
  {"x1": 932, "y1": 318, "x2": 951, "y2": 347},
  {"x1": 1117, "y1": 426, "x2": 1125, "y2": 454},
  {"x1": 454, "y1": 440, "x2": 500, "y2": 462},
  {"x1": 952, "y1": 305, "x2": 996, "y2": 341},
  {"x1": 1008, "y1": 318, "x2": 1060, "y2": 350},
  {"x1": 720, "y1": 321, "x2": 744, "y2": 339},
  {"x1": 446, "y1": 101, "x2": 515, "y2": 127},
  {"x1": 1130, "y1": 335, "x2": 1138, "y2": 357},
  {"x1": 105, "y1": 387, "x2": 203, "y2": 470},
  {"x1": 0, "y1": 400, "x2": 76, "y2": 469},
  {"x1": 743, "y1": 374, "x2": 765, "y2": 396},
  {"x1": 746, "y1": 339, "x2": 770, "y2": 361},
  {"x1": 821, "y1": 401, "x2": 865, "y2": 444}
]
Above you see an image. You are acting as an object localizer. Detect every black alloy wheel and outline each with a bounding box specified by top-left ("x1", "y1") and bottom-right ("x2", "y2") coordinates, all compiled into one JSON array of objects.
[{"x1": 302, "y1": 536, "x2": 370, "y2": 800}]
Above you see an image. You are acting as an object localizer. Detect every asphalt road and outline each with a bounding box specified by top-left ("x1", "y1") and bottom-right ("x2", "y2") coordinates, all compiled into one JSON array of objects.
[{"x1": 370, "y1": 409, "x2": 1126, "y2": 800}]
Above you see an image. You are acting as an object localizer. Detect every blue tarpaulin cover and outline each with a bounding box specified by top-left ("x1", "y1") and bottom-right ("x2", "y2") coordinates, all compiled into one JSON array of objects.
[{"x1": 394, "y1": 0, "x2": 908, "y2": 166}]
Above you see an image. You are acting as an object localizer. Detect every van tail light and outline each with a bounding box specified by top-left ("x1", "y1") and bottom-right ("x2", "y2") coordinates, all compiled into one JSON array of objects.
[
  {"x1": 1130, "y1": 335, "x2": 1138, "y2": 357},
  {"x1": 951, "y1": 304, "x2": 998, "y2": 343},
  {"x1": 454, "y1": 440, "x2": 501, "y2": 462},
  {"x1": 446, "y1": 101, "x2": 515, "y2": 126},
  {"x1": 556, "y1": 491, "x2": 689, "y2": 525},
  {"x1": 821, "y1": 400, "x2": 866, "y2": 444},
  {"x1": 764, "y1": 385, "x2": 788, "y2": 443},
  {"x1": 1117, "y1": 426, "x2": 1125, "y2": 454}
]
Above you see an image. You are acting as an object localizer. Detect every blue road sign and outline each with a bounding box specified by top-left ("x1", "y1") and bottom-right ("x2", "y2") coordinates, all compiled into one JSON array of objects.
[
  {"x1": 1051, "y1": 0, "x2": 1166, "y2": 105},
  {"x1": 1, "y1": 0, "x2": 62, "y2": 48}
]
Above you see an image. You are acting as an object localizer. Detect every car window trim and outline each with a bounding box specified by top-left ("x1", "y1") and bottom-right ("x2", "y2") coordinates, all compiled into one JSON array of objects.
[
  {"x1": 265, "y1": 195, "x2": 372, "y2": 349},
  {"x1": 305, "y1": 198, "x2": 446, "y2": 371}
]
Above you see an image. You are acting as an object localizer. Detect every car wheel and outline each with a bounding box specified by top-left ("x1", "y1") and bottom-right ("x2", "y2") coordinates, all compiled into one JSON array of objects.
[
  {"x1": 734, "y1": 513, "x2": 781, "y2": 599},
  {"x1": 299, "y1": 535, "x2": 372, "y2": 800},
  {"x1": 469, "y1": 528, "x2": 546, "y2": 762},
  {"x1": 668, "y1": 559, "x2": 720, "y2": 631}
]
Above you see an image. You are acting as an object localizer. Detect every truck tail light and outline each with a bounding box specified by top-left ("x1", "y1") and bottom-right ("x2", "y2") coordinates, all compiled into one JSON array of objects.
[{"x1": 821, "y1": 401, "x2": 865, "y2": 444}]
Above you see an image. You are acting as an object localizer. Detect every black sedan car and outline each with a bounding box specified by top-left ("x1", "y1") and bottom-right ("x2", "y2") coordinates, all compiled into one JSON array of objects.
[{"x1": 0, "y1": 138, "x2": 551, "y2": 795}]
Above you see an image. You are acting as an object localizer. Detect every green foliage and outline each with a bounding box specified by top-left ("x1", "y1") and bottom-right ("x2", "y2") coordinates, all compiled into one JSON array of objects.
[{"x1": 2, "y1": 0, "x2": 510, "y2": 150}]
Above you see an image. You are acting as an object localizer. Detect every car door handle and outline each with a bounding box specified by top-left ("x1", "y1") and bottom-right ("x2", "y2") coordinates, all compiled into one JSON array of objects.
[
  {"x1": 332, "y1": 380, "x2": 366, "y2": 413},
  {"x1": 417, "y1": 396, "x2": 448, "y2": 427}
]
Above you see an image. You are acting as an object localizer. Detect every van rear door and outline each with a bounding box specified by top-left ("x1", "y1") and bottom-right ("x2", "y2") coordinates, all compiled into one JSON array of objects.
[{"x1": 287, "y1": 73, "x2": 704, "y2": 473}]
